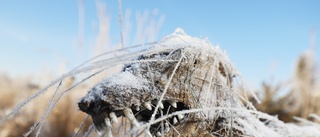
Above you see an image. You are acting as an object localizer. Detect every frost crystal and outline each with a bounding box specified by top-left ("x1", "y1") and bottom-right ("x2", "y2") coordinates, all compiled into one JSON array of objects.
[{"x1": 78, "y1": 29, "x2": 320, "y2": 136}]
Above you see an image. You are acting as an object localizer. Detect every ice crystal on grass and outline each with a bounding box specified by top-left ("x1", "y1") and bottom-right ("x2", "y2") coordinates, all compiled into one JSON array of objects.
[
  {"x1": 77, "y1": 29, "x2": 320, "y2": 136},
  {"x1": 1, "y1": 28, "x2": 320, "y2": 137}
]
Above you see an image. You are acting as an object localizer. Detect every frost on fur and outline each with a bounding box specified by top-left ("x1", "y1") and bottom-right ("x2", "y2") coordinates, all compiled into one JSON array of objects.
[{"x1": 78, "y1": 29, "x2": 320, "y2": 137}]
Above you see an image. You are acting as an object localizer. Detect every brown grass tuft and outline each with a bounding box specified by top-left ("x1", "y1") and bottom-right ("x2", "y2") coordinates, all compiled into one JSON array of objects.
[
  {"x1": 0, "y1": 74, "x2": 92, "y2": 137},
  {"x1": 252, "y1": 48, "x2": 320, "y2": 123}
]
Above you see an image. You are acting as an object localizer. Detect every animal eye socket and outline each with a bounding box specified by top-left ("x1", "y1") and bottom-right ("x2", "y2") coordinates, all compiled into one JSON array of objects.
[
  {"x1": 161, "y1": 52, "x2": 170, "y2": 56},
  {"x1": 194, "y1": 60, "x2": 198, "y2": 65}
]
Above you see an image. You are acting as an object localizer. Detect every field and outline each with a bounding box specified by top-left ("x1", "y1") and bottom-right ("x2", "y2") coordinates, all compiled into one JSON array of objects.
[
  {"x1": 1, "y1": 30, "x2": 320, "y2": 137},
  {"x1": 1, "y1": 1, "x2": 319, "y2": 137}
]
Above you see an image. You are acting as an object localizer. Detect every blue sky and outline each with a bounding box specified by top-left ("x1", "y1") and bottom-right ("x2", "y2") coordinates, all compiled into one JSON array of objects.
[{"x1": 0, "y1": 1, "x2": 319, "y2": 88}]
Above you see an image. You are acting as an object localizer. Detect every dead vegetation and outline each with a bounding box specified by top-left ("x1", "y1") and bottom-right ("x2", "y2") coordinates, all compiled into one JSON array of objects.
[
  {"x1": 0, "y1": 31, "x2": 319, "y2": 136},
  {"x1": 252, "y1": 48, "x2": 320, "y2": 123},
  {"x1": 0, "y1": 75, "x2": 92, "y2": 137}
]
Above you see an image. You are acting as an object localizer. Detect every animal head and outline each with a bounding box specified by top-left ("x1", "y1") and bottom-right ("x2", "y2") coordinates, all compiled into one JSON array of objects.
[{"x1": 78, "y1": 32, "x2": 237, "y2": 136}]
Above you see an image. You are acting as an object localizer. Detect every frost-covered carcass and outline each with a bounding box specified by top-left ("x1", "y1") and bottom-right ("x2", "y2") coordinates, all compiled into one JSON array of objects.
[{"x1": 78, "y1": 29, "x2": 320, "y2": 137}]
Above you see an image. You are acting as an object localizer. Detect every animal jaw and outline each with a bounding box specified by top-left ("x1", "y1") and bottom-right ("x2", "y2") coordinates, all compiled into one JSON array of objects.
[{"x1": 78, "y1": 30, "x2": 237, "y2": 136}]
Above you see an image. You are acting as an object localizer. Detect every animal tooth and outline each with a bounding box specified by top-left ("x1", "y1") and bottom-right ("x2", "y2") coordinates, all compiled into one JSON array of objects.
[
  {"x1": 109, "y1": 112, "x2": 118, "y2": 123},
  {"x1": 177, "y1": 114, "x2": 184, "y2": 120},
  {"x1": 95, "y1": 130, "x2": 103, "y2": 136},
  {"x1": 104, "y1": 118, "x2": 112, "y2": 127},
  {"x1": 164, "y1": 122, "x2": 170, "y2": 133},
  {"x1": 156, "y1": 132, "x2": 162, "y2": 137},
  {"x1": 134, "y1": 105, "x2": 140, "y2": 111},
  {"x1": 123, "y1": 108, "x2": 140, "y2": 127},
  {"x1": 144, "y1": 129, "x2": 152, "y2": 137},
  {"x1": 152, "y1": 100, "x2": 164, "y2": 109},
  {"x1": 167, "y1": 100, "x2": 177, "y2": 108},
  {"x1": 165, "y1": 122, "x2": 169, "y2": 128},
  {"x1": 159, "y1": 102, "x2": 164, "y2": 109},
  {"x1": 173, "y1": 117, "x2": 178, "y2": 125},
  {"x1": 104, "y1": 118, "x2": 113, "y2": 137},
  {"x1": 143, "y1": 101, "x2": 152, "y2": 110}
]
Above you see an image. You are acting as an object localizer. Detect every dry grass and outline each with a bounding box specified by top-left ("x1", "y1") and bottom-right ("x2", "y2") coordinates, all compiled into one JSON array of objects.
[
  {"x1": 1, "y1": 42, "x2": 320, "y2": 136},
  {"x1": 0, "y1": 74, "x2": 92, "y2": 137},
  {"x1": 0, "y1": 2, "x2": 166, "y2": 136},
  {"x1": 0, "y1": 1, "x2": 318, "y2": 136},
  {"x1": 0, "y1": 74, "x2": 36, "y2": 136},
  {"x1": 252, "y1": 48, "x2": 320, "y2": 123}
]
